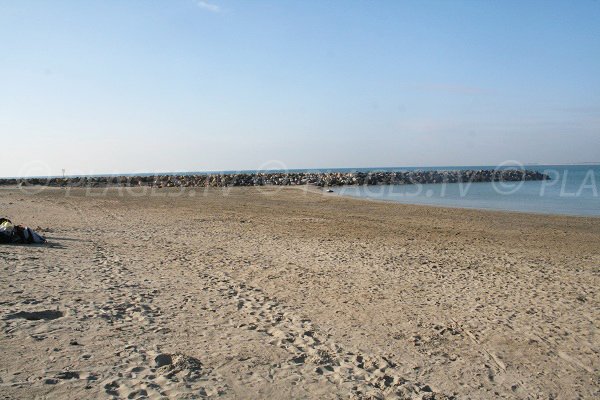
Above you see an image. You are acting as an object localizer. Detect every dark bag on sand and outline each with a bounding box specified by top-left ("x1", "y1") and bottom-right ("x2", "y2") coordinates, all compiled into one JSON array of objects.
[{"x1": 0, "y1": 217, "x2": 46, "y2": 244}]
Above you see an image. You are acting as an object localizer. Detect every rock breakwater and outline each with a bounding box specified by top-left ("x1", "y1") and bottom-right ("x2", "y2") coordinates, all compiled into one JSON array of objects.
[{"x1": 1, "y1": 169, "x2": 548, "y2": 188}]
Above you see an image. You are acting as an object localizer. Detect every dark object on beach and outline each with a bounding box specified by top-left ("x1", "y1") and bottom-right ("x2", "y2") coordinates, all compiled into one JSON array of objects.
[
  {"x1": 326, "y1": 189, "x2": 334, "y2": 193},
  {"x1": 6, "y1": 309, "x2": 63, "y2": 320},
  {"x1": 0, "y1": 217, "x2": 46, "y2": 244}
]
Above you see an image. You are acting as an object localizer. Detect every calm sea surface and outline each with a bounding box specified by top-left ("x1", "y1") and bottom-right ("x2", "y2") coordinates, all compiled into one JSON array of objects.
[{"x1": 334, "y1": 165, "x2": 599, "y2": 217}]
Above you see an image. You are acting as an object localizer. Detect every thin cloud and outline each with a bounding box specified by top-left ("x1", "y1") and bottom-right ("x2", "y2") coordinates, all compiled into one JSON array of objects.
[
  {"x1": 558, "y1": 106, "x2": 600, "y2": 115},
  {"x1": 419, "y1": 84, "x2": 490, "y2": 95},
  {"x1": 196, "y1": 1, "x2": 220, "y2": 13},
  {"x1": 404, "y1": 83, "x2": 491, "y2": 95}
]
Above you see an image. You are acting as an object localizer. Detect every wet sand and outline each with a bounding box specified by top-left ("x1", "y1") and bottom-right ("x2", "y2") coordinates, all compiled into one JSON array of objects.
[{"x1": 0, "y1": 186, "x2": 598, "y2": 399}]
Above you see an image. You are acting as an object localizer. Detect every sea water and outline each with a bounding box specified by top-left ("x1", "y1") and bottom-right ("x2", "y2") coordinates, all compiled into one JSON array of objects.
[{"x1": 335, "y1": 165, "x2": 600, "y2": 217}]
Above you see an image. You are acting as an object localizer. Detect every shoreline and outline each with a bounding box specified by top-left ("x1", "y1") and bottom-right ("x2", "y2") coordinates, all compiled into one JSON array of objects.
[
  {"x1": 2, "y1": 183, "x2": 597, "y2": 220},
  {"x1": 333, "y1": 190, "x2": 600, "y2": 219},
  {"x1": 294, "y1": 185, "x2": 600, "y2": 219}
]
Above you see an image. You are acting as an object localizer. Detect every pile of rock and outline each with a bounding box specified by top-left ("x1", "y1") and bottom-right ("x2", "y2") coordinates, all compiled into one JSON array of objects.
[{"x1": 0, "y1": 169, "x2": 549, "y2": 188}]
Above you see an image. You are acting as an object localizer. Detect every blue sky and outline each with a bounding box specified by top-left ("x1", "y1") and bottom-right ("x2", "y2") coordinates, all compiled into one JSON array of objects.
[{"x1": 1, "y1": 0, "x2": 599, "y2": 177}]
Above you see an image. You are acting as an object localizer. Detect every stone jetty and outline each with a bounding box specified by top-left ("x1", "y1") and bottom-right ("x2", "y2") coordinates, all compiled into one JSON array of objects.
[{"x1": 0, "y1": 169, "x2": 548, "y2": 188}]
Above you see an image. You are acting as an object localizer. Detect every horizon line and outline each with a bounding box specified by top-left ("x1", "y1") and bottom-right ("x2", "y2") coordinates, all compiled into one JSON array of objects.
[{"x1": 2, "y1": 162, "x2": 599, "y2": 180}]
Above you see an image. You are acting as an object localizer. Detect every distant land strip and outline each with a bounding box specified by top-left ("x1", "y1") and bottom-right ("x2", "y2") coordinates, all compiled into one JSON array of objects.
[{"x1": 0, "y1": 170, "x2": 549, "y2": 187}]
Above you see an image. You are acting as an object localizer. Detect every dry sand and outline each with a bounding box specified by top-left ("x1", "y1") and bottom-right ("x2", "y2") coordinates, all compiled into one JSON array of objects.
[{"x1": 0, "y1": 186, "x2": 598, "y2": 399}]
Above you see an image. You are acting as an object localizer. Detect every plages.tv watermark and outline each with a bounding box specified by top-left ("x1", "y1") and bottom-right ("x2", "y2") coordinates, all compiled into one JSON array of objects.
[
  {"x1": 10, "y1": 160, "x2": 298, "y2": 198},
  {"x1": 7, "y1": 160, "x2": 600, "y2": 199}
]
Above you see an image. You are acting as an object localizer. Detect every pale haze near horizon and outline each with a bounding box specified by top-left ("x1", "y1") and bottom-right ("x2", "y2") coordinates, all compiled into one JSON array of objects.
[{"x1": 1, "y1": 0, "x2": 599, "y2": 178}]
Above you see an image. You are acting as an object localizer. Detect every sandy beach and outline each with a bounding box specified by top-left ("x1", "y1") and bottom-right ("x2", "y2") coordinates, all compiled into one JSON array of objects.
[{"x1": 0, "y1": 186, "x2": 598, "y2": 399}]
